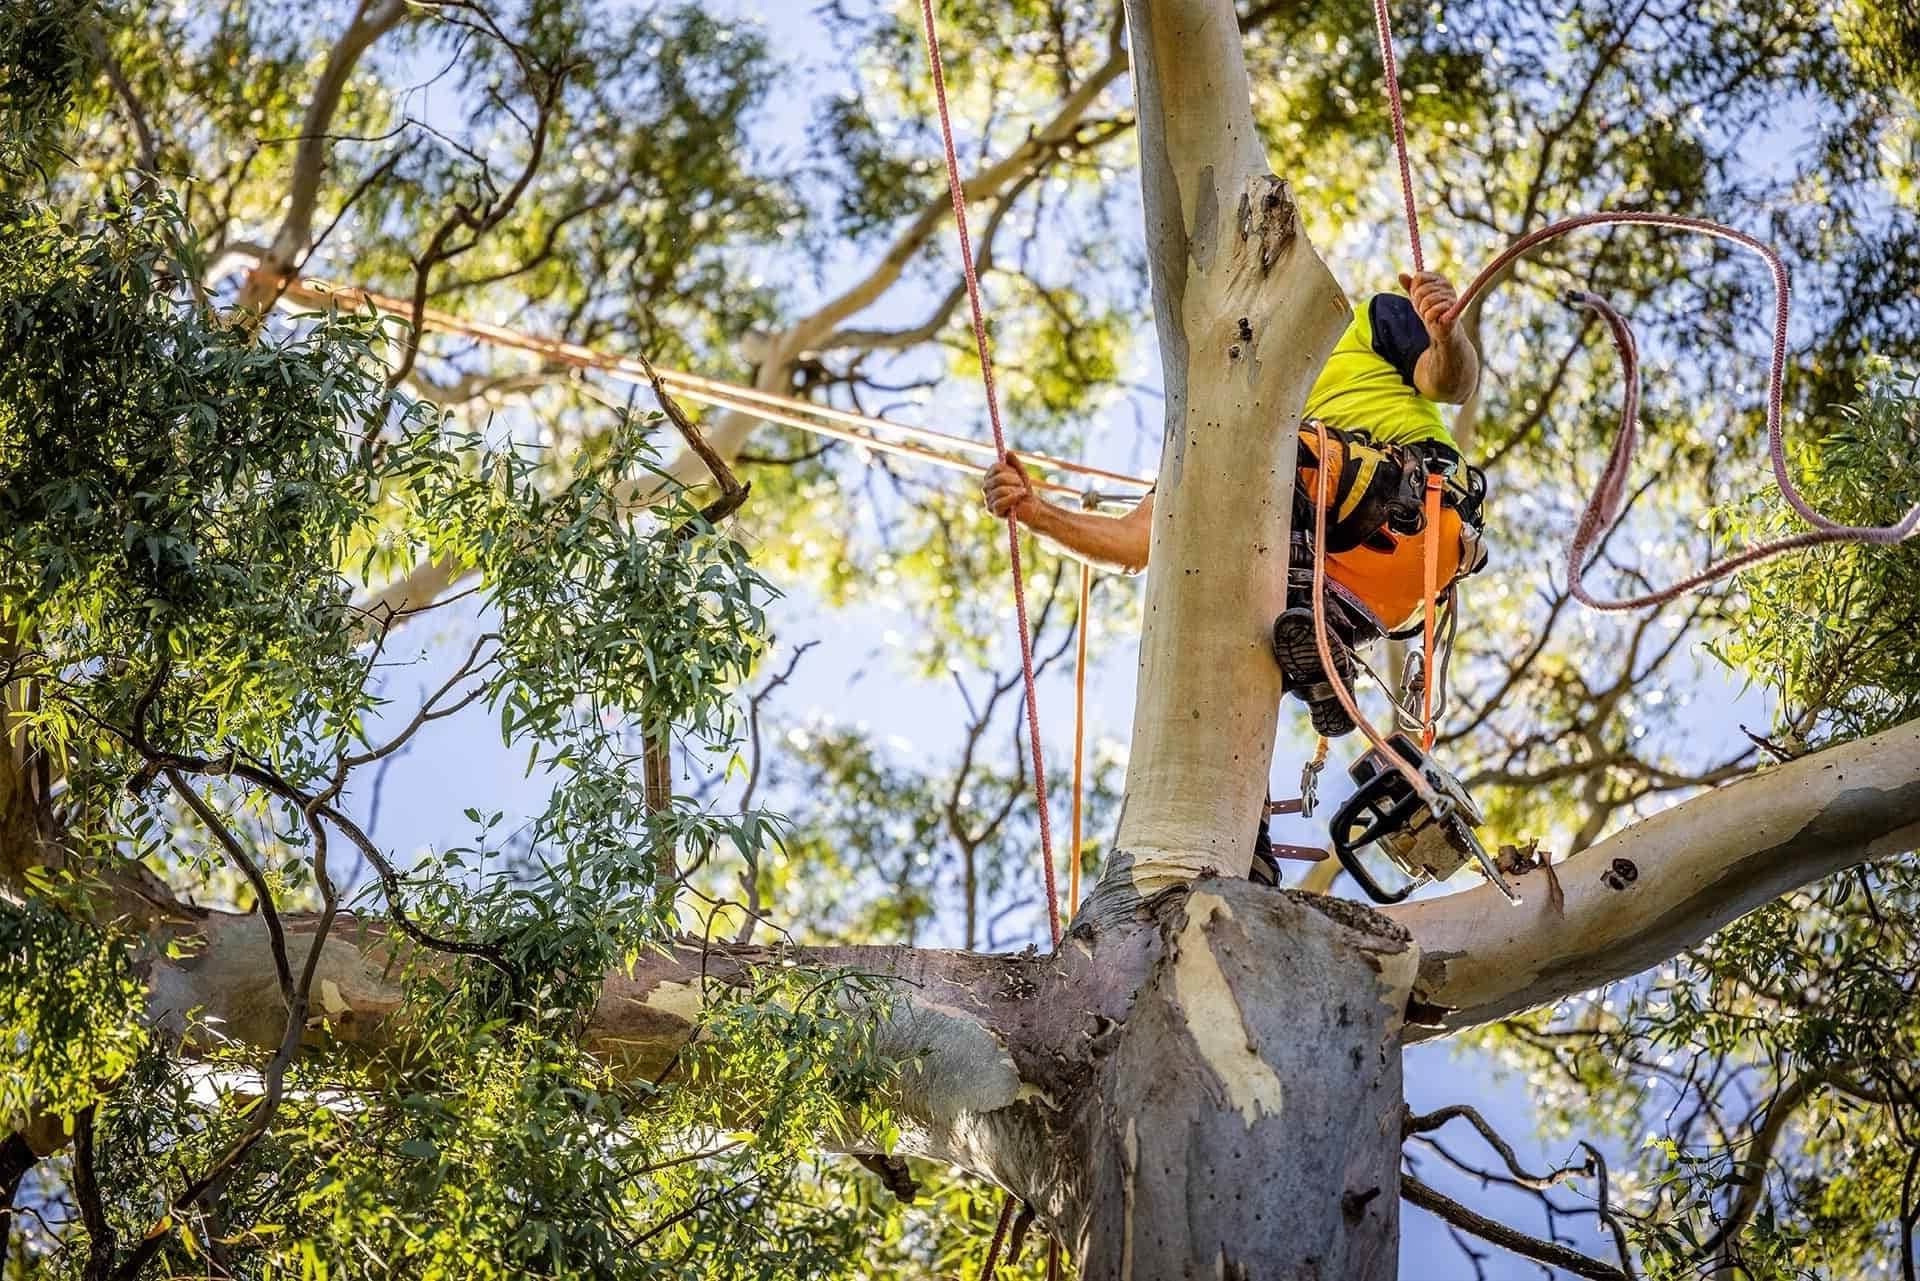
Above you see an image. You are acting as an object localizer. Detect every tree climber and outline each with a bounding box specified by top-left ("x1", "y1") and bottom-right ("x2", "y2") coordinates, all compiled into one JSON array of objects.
[{"x1": 982, "y1": 272, "x2": 1490, "y2": 874}]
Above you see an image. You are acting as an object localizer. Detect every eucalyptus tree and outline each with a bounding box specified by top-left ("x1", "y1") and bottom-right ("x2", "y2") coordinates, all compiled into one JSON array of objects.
[{"x1": 5, "y1": 0, "x2": 1920, "y2": 1277}]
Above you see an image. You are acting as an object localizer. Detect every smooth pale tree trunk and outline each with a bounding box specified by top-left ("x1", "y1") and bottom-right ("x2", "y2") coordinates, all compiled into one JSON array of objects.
[{"x1": 1053, "y1": 0, "x2": 1421, "y2": 1270}]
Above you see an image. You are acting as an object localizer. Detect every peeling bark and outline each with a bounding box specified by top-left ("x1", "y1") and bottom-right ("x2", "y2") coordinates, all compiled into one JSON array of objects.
[
  {"x1": 1073, "y1": 884, "x2": 1414, "y2": 1279},
  {"x1": 96, "y1": 711, "x2": 1920, "y2": 1276}
]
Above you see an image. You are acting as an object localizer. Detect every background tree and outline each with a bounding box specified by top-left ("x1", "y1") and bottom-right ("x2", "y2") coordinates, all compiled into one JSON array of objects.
[{"x1": 4, "y1": 0, "x2": 1920, "y2": 1276}]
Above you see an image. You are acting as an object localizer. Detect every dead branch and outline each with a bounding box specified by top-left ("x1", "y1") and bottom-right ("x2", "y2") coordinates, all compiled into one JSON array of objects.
[{"x1": 1402, "y1": 1174, "x2": 1629, "y2": 1281}]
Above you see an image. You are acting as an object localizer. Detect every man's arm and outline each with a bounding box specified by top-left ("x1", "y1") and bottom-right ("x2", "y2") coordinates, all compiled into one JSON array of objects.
[
  {"x1": 1401, "y1": 270, "x2": 1480, "y2": 405},
  {"x1": 982, "y1": 455, "x2": 1153, "y2": 574}
]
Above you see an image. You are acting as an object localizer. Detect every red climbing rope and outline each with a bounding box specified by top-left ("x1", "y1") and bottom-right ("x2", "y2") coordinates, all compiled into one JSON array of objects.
[
  {"x1": 915, "y1": 0, "x2": 1062, "y2": 950},
  {"x1": 1371, "y1": 0, "x2": 1425, "y2": 275},
  {"x1": 1375, "y1": 38, "x2": 1920, "y2": 608},
  {"x1": 978, "y1": 1195, "x2": 1017, "y2": 1280},
  {"x1": 1324, "y1": 1, "x2": 1920, "y2": 810}
]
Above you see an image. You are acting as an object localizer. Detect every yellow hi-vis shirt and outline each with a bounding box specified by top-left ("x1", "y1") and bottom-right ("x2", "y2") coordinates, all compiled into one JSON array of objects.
[{"x1": 1303, "y1": 294, "x2": 1457, "y2": 450}]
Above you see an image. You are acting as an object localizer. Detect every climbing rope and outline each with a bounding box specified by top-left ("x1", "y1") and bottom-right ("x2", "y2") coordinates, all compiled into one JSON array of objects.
[
  {"x1": 915, "y1": 0, "x2": 1063, "y2": 952},
  {"x1": 1069, "y1": 558, "x2": 1092, "y2": 915},
  {"x1": 1318, "y1": 0, "x2": 1920, "y2": 812},
  {"x1": 278, "y1": 278, "x2": 1150, "y2": 504},
  {"x1": 1371, "y1": 0, "x2": 1425, "y2": 275},
  {"x1": 912, "y1": 5, "x2": 1082, "y2": 1273}
]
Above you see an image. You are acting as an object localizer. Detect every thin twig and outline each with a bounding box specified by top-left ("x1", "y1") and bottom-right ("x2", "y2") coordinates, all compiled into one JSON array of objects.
[
  {"x1": 1579, "y1": 1141, "x2": 1637, "y2": 1278},
  {"x1": 73, "y1": 1107, "x2": 115, "y2": 1278},
  {"x1": 341, "y1": 632, "x2": 499, "y2": 770},
  {"x1": 1402, "y1": 1174, "x2": 1628, "y2": 1281},
  {"x1": 85, "y1": 27, "x2": 161, "y2": 174},
  {"x1": 634, "y1": 350, "x2": 752, "y2": 539},
  {"x1": 166, "y1": 770, "x2": 294, "y2": 1003},
  {"x1": 1405, "y1": 1103, "x2": 1589, "y2": 1190}
]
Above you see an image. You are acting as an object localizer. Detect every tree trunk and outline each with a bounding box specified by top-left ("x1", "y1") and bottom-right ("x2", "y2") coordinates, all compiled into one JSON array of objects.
[
  {"x1": 1042, "y1": 0, "x2": 1402, "y2": 1266},
  {"x1": 1067, "y1": 883, "x2": 1414, "y2": 1279},
  {"x1": 1106, "y1": 0, "x2": 1347, "y2": 901}
]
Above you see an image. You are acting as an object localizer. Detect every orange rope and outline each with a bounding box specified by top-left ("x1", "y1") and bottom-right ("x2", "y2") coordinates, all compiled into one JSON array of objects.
[
  {"x1": 1068, "y1": 559, "x2": 1091, "y2": 913},
  {"x1": 1420, "y1": 473, "x2": 1442, "y2": 750}
]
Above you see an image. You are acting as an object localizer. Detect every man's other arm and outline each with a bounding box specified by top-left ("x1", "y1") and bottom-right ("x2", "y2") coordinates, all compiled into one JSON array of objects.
[{"x1": 981, "y1": 455, "x2": 1154, "y2": 574}]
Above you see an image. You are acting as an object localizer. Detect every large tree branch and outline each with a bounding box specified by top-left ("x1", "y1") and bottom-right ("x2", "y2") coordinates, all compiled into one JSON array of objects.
[
  {"x1": 142, "y1": 905, "x2": 1146, "y2": 1184},
  {"x1": 144, "y1": 879, "x2": 1415, "y2": 1272},
  {"x1": 1396, "y1": 717, "x2": 1920, "y2": 1038},
  {"x1": 237, "y1": 0, "x2": 411, "y2": 308}
]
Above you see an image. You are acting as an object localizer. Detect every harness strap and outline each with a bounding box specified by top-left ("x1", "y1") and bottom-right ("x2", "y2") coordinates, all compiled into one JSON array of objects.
[{"x1": 1421, "y1": 472, "x2": 1443, "y2": 749}]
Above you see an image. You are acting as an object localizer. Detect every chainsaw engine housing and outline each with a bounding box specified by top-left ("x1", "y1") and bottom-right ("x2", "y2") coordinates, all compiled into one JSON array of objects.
[{"x1": 1328, "y1": 733, "x2": 1516, "y2": 904}]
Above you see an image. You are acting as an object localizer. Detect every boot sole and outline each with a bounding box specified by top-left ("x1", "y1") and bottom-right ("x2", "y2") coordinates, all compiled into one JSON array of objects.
[{"x1": 1273, "y1": 610, "x2": 1356, "y2": 738}]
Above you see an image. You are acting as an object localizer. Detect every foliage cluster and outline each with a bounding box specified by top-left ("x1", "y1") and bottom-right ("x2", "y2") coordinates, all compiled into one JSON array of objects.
[{"x1": 0, "y1": 189, "x2": 901, "y2": 1279}]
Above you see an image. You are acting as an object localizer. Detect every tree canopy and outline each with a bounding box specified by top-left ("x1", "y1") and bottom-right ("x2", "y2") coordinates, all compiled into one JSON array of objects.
[{"x1": 3, "y1": 0, "x2": 1920, "y2": 1276}]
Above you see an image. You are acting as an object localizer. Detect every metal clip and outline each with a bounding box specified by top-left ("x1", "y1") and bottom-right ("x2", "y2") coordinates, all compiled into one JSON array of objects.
[
  {"x1": 1398, "y1": 648, "x2": 1427, "y2": 731},
  {"x1": 1298, "y1": 755, "x2": 1324, "y2": 819}
]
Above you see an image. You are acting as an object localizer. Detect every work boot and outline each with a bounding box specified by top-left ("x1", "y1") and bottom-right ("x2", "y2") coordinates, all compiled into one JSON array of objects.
[
  {"x1": 1271, "y1": 606, "x2": 1357, "y2": 739},
  {"x1": 1250, "y1": 808, "x2": 1280, "y2": 887}
]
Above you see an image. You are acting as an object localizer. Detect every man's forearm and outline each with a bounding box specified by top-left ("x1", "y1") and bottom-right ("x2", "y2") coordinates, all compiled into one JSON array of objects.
[
  {"x1": 1015, "y1": 496, "x2": 1152, "y2": 574},
  {"x1": 1415, "y1": 330, "x2": 1480, "y2": 405}
]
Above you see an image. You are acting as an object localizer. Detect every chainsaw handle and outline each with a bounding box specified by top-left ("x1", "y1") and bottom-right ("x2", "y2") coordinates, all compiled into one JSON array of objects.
[
  {"x1": 1328, "y1": 782, "x2": 1428, "y2": 905},
  {"x1": 1331, "y1": 786, "x2": 1425, "y2": 854},
  {"x1": 1333, "y1": 840, "x2": 1419, "y2": 903}
]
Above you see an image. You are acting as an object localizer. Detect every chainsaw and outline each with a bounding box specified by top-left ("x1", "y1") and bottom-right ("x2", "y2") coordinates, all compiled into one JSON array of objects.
[{"x1": 1327, "y1": 732, "x2": 1520, "y2": 905}]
